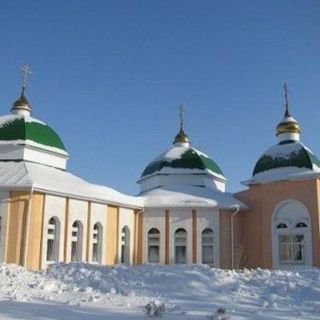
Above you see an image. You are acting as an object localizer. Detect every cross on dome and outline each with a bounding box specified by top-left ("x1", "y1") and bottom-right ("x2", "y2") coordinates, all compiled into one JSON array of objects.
[{"x1": 11, "y1": 64, "x2": 33, "y2": 115}]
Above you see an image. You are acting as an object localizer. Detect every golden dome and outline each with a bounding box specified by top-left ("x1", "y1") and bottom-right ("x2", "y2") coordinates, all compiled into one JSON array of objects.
[
  {"x1": 276, "y1": 120, "x2": 301, "y2": 136},
  {"x1": 11, "y1": 91, "x2": 32, "y2": 113},
  {"x1": 173, "y1": 128, "x2": 191, "y2": 144}
]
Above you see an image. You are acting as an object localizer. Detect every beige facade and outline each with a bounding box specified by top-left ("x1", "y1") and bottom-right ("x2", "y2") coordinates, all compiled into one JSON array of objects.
[{"x1": 235, "y1": 178, "x2": 320, "y2": 268}]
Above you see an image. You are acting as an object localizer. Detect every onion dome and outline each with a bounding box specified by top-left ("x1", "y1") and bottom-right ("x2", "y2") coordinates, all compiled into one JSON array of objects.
[
  {"x1": 138, "y1": 107, "x2": 226, "y2": 192},
  {"x1": 0, "y1": 67, "x2": 68, "y2": 169},
  {"x1": 0, "y1": 114, "x2": 67, "y2": 153},
  {"x1": 246, "y1": 84, "x2": 320, "y2": 184},
  {"x1": 11, "y1": 88, "x2": 32, "y2": 114},
  {"x1": 140, "y1": 144, "x2": 225, "y2": 179}
]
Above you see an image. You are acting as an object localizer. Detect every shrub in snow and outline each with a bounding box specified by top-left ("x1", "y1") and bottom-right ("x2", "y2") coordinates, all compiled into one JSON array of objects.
[
  {"x1": 208, "y1": 307, "x2": 231, "y2": 320},
  {"x1": 144, "y1": 300, "x2": 166, "y2": 318}
]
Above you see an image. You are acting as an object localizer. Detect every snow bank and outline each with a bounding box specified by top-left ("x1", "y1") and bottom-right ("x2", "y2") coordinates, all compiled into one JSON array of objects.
[{"x1": 0, "y1": 263, "x2": 320, "y2": 319}]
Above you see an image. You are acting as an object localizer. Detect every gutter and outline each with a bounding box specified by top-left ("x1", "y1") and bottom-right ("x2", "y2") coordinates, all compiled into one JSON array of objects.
[{"x1": 231, "y1": 205, "x2": 240, "y2": 269}]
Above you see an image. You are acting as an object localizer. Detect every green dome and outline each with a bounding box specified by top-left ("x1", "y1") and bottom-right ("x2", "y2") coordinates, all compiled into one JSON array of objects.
[
  {"x1": 141, "y1": 145, "x2": 225, "y2": 179},
  {"x1": 0, "y1": 115, "x2": 66, "y2": 152},
  {"x1": 253, "y1": 140, "x2": 320, "y2": 176}
]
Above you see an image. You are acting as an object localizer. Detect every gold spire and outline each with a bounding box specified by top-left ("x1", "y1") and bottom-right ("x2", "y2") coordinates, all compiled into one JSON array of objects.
[
  {"x1": 173, "y1": 105, "x2": 191, "y2": 144},
  {"x1": 276, "y1": 83, "x2": 301, "y2": 136},
  {"x1": 11, "y1": 64, "x2": 32, "y2": 113}
]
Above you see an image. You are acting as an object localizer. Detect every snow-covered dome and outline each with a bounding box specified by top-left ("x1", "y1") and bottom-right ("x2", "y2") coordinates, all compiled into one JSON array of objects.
[
  {"x1": 138, "y1": 120, "x2": 227, "y2": 192},
  {"x1": 244, "y1": 87, "x2": 320, "y2": 185},
  {"x1": 0, "y1": 89, "x2": 68, "y2": 169},
  {"x1": 0, "y1": 114, "x2": 67, "y2": 153}
]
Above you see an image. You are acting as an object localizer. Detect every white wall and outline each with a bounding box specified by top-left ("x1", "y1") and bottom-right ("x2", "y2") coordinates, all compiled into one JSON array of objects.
[
  {"x1": 169, "y1": 208, "x2": 193, "y2": 264},
  {"x1": 41, "y1": 195, "x2": 66, "y2": 268},
  {"x1": 0, "y1": 191, "x2": 9, "y2": 263},
  {"x1": 196, "y1": 208, "x2": 220, "y2": 267},
  {"x1": 143, "y1": 209, "x2": 166, "y2": 264},
  {"x1": 118, "y1": 207, "x2": 135, "y2": 264},
  {"x1": 87, "y1": 203, "x2": 108, "y2": 263}
]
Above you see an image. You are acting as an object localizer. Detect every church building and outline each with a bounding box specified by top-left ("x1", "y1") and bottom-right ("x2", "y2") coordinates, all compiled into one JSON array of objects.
[{"x1": 0, "y1": 69, "x2": 319, "y2": 271}]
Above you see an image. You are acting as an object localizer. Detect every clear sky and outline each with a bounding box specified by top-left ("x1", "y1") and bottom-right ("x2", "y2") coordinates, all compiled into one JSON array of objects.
[{"x1": 0, "y1": 1, "x2": 320, "y2": 195}]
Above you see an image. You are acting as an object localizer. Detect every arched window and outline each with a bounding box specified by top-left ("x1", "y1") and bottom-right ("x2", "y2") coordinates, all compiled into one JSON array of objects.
[
  {"x1": 46, "y1": 217, "x2": 60, "y2": 262},
  {"x1": 174, "y1": 228, "x2": 187, "y2": 264},
  {"x1": 147, "y1": 228, "x2": 160, "y2": 263},
  {"x1": 92, "y1": 222, "x2": 103, "y2": 263},
  {"x1": 296, "y1": 222, "x2": 307, "y2": 228},
  {"x1": 272, "y1": 200, "x2": 312, "y2": 267},
  {"x1": 202, "y1": 228, "x2": 214, "y2": 264},
  {"x1": 71, "y1": 220, "x2": 83, "y2": 262},
  {"x1": 121, "y1": 226, "x2": 130, "y2": 264}
]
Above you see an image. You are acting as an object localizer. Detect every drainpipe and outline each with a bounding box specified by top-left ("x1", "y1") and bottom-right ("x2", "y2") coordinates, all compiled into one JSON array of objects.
[
  {"x1": 231, "y1": 205, "x2": 240, "y2": 269},
  {"x1": 23, "y1": 186, "x2": 34, "y2": 268}
]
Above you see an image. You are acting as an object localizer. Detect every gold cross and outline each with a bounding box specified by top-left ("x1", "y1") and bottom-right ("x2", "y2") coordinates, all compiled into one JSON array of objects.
[
  {"x1": 20, "y1": 64, "x2": 32, "y2": 92},
  {"x1": 178, "y1": 104, "x2": 185, "y2": 130}
]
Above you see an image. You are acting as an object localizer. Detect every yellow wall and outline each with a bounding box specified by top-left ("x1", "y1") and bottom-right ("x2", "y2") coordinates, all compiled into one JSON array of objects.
[
  {"x1": 105, "y1": 205, "x2": 119, "y2": 265},
  {"x1": 6, "y1": 191, "x2": 45, "y2": 270}
]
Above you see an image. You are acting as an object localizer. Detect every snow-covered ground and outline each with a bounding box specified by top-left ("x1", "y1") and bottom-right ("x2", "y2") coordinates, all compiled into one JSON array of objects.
[{"x1": 0, "y1": 263, "x2": 319, "y2": 319}]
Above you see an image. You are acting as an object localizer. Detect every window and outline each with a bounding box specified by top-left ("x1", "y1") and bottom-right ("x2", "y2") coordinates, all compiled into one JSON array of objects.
[
  {"x1": 46, "y1": 217, "x2": 60, "y2": 262},
  {"x1": 174, "y1": 228, "x2": 187, "y2": 264},
  {"x1": 272, "y1": 200, "x2": 313, "y2": 268},
  {"x1": 92, "y1": 223, "x2": 103, "y2": 263},
  {"x1": 279, "y1": 234, "x2": 304, "y2": 264},
  {"x1": 202, "y1": 228, "x2": 214, "y2": 265},
  {"x1": 148, "y1": 228, "x2": 160, "y2": 263},
  {"x1": 276, "y1": 223, "x2": 287, "y2": 229},
  {"x1": 71, "y1": 220, "x2": 83, "y2": 262},
  {"x1": 296, "y1": 222, "x2": 307, "y2": 228},
  {"x1": 121, "y1": 226, "x2": 130, "y2": 264}
]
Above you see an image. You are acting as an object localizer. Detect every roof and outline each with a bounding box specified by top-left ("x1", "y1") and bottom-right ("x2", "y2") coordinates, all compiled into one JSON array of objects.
[
  {"x1": 253, "y1": 141, "x2": 320, "y2": 176},
  {"x1": 139, "y1": 185, "x2": 247, "y2": 209},
  {"x1": 0, "y1": 115, "x2": 67, "y2": 154},
  {"x1": 140, "y1": 145, "x2": 225, "y2": 181},
  {"x1": 0, "y1": 161, "x2": 142, "y2": 208},
  {"x1": 244, "y1": 140, "x2": 320, "y2": 185}
]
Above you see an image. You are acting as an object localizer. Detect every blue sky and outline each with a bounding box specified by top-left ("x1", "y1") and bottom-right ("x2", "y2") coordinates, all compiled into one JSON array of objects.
[{"x1": 0, "y1": 1, "x2": 320, "y2": 194}]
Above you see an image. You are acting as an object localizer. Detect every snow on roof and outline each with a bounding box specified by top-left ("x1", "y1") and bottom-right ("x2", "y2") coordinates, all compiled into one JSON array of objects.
[
  {"x1": 140, "y1": 185, "x2": 247, "y2": 209},
  {"x1": 243, "y1": 166, "x2": 320, "y2": 186},
  {"x1": 0, "y1": 161, "x2": 142, "y2": 208},
  {"x1": 0, "y1": 114, "x2": 45, "y2": 127}
]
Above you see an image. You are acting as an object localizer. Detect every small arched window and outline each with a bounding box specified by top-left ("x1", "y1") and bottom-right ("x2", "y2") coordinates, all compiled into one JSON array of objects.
[
  {"x1": 46, "y1": 217, "x2": 60, "y2": 262},
  {"x1": 174, "y1": 228, "x2": 187, "y2": 264},
  {"x1": 148, "y1": 228, "x2": 160, "y2": 263},
  {"x1": 121, "y1": 226, "x2": 130, "y2": 264},
  {"x1": 92, "y1": 223, "x2": 103, "y2": 263},
  {"x1": 296, "y1": 222, "x2": 307, "y2": 228},
  {"x1": 277, "y1": 223, "x2": 287, "y2": 229},
  {"x1": 202, "y1": 228, "x2": 214, "y2": 265},
  {"x1": 71, "y1": 220, "x2": 83, "y2": 262}
]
